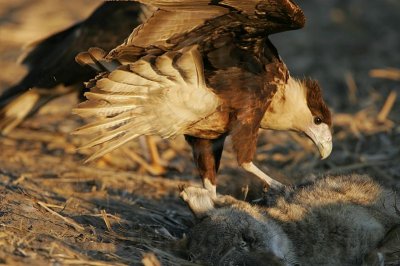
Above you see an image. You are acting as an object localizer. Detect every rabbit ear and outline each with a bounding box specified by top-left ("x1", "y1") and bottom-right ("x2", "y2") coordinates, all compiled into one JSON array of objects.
[{"x1": 179, "y1": 186, "x2": 215, "y2": 218}]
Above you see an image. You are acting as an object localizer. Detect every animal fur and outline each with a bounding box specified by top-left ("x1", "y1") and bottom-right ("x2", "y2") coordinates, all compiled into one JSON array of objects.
[{"x1": 181, "y1": 174, "x2": 400, "y2": 265}]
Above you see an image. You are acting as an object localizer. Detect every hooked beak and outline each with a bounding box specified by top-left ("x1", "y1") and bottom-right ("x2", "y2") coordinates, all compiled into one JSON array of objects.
[{"x1": 304, "y1": 123, "x2": 332, "y2": 159}]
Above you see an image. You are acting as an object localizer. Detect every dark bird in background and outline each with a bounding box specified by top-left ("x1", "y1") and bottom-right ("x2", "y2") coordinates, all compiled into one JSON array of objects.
[
  {"x1": 0, "y1": 1, "x2": 166, "y2": 174},
  {"x1": 74, "y1": 0, "x2": 332, "y2": 196}
]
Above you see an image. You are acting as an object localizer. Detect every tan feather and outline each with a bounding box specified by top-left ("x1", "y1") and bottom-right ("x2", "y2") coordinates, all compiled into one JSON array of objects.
[
  {"x1": 139, "y1": 4, "x2": 157, "y2": 23},
  {"x1": 175, "y1": 46, "x2": 206, "y2": 87},
  {"x1": 74, "y1": 100, "x2": 138, "y2": 117},
  {"x1": 96, "y1": 78, "x2": 156, "y2": 93},
  {"x1": 73, "y1": 112, "x2": 136, "y2": 134},
  {"x1": 81, "y1": 118, "x2": 152, "y2": 152},
  {"x1": 154, "y1": 52, "x2": 185, "y2": 84},
  {"x1": 84, "y1": 90, "x2": 148, "y2": 102},
  {"x1": 220, "y1": 0, "x2": 258, "y2": 14},
  {"x1": 76, "y1": 48, "x2": 120, "y2": 72},
  {"x1": 113, "y1": 8, "x2": 227, "y2": 54},
  {"x1": 75, "y1": 51, "x2": 103, "y2": 72},
  {"x1": 0, "y1": 90, "x2": 41, "y2": 135},
  {"x1": 108, "y1": 69, "x2": 162, "y2": 88},
  {"x1": 130, "y1": 57, "x2": 170, "y2": 83},
  {"x1": 83, "y1": 132, "x2": 142, "y2": 163},
  {"x1": 75, "y1": 45, "x2": 219, "y2": 162}
]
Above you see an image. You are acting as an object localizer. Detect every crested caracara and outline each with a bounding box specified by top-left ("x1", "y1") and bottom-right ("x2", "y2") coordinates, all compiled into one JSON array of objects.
[{"x1": 74, "y1": 0, "x2": 332, "y2": 196}]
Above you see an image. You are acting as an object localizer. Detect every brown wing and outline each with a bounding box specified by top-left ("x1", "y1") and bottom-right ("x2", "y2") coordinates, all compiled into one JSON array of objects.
[
  {"x1": 123, "y1": 9, "x2": 227, "y2": 48},
  {"x1": 111, "y1": 0, "x2": 229, "y2": 56},
  {"x1": 135, "y1": 0, "x2": 228, "y2": 10},
  {"x1": 110, "y1": 0, "x2": 305, "y2": 60},
  {"x1": 255, "y1": 0, "x2": 305, "y2": 34}
]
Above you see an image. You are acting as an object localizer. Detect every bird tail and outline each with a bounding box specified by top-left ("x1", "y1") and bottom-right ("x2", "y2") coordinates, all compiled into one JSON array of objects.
[
  {"x1": 0, "y1": 83, "x2": 28, "y2": 107},
  {"x1": 0, "y1": 89, "x2": 44, "y2": 135},
  {"x1": 0, "y1": 82, "x2": 74, "y2": 135}
]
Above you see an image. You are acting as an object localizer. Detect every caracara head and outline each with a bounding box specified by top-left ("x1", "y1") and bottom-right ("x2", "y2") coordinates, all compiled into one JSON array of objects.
[{"x1": 261, "y1": 77, "x2": 332, "y2": 159}]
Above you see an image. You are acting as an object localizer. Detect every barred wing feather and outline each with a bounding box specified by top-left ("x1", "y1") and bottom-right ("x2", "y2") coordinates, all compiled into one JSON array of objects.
[{"x1": 73, "y1": 46, "x2": 219, "y2": 161}]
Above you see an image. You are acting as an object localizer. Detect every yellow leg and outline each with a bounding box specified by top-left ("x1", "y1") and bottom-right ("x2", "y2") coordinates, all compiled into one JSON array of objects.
[
  {"x1": 122, "y1": 136, "x2": 166, "y2": 176},
  {"x1": 145, "y1": 136, "x2": 166, "y2": 175}
]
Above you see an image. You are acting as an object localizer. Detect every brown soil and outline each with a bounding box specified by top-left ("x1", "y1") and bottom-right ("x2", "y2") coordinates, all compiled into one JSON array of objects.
[{"x1": 0, "y1": 0, "x2": 399, "y2": 265}]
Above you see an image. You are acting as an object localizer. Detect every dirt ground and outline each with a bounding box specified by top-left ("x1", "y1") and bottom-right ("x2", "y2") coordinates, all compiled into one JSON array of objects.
[{"x1": 0, "y1": 0, "x2": 399, "y2": 265}]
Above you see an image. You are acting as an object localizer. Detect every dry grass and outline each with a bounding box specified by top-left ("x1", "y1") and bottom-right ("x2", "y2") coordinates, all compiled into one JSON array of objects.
[{"x1": 0, "y1": 0, "x2": 399, "y2": 265}]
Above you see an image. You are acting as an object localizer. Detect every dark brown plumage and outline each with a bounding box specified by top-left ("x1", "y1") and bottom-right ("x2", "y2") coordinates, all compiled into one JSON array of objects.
[
  {"x1": 303, "y1": 79, "x2": 332, "y2": 126},
  {"x1": 74, "y1": 0, "x2": 332, "y2": 195},
  {"x1": 0, "y1": 1, "x2": 147, "y2": 134}
]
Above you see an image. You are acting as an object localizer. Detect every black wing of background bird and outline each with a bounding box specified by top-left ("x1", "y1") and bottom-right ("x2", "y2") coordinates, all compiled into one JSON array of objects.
[{"x1": 0, "y1": 1, "x2": 151, "y2": 134}]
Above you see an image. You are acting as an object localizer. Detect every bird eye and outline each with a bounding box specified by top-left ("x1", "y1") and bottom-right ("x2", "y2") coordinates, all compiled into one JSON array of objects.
[
  {"x1": 242, "y1": 234, "x2": 256, "y2": 246},
  {"x1": 239, "y1": 240, "x2": 248, "y2": 249},
  {"x1": 314, "y1": 117, "x2": 322, "y2": 125}
]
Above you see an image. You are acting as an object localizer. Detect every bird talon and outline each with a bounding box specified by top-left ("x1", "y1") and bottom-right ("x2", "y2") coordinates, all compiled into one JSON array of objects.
[
  {"x1": 178, "y1": 184, "x2": 188, "y2": 193},
  {"x1": 179, "y1": 186, "x2": 215, "y2": 218},
  {"x1": 263, "y1": 180, "x2": 285, "y2": 192}
]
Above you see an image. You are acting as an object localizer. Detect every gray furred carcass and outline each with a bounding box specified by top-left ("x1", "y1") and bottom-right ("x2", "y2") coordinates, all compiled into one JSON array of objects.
[{"x1": 180, "y1": 174, "x2": 400, "y2": 265}]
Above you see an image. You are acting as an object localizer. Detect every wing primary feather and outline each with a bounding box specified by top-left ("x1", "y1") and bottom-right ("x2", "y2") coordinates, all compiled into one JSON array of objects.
[
  {"x1": 75, "y1": 45, "x2": 219, "y2": 162},
  {"x1": 96, "y1": 78, "x2": 156, "y2": 93},
  {"x1": 72, "y1": 112, "x2": 135, "y2": 134},
  {"x1": 74, "y1": 100, "x2": 138, "y2": 117},
  {"x1": 75, "y1": 48, "x2": 120, "y2": 72},
  {"x1": 81, "y1": 119, "x2": 154, "y2": 162}
]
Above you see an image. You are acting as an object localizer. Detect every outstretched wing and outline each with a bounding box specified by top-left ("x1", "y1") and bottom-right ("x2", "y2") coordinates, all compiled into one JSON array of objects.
[
  {"x1": 73, "y1": 45, "x2": 219, "y2": 162},
  {"x1": 110, "y1": 0, "x2": 305, "y2": 60}
]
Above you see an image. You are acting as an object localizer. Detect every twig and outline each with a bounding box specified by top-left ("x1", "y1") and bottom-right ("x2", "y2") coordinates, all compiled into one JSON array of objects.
[
  {"x1": 43, "y1": 203, "x2": 65, "y2": 209},
  {"x1": 142, "y1": 253, "x2": 161, "y2": 266},
  {"x1": 37, "y1": 201, "x2": 84, "y2": 232},
  {"x1": 122, "y1": 147, "x2": 161, "y2": 176},
  {"x1": 369, "y1": 68, "x2": 400, "y2": 81},
  {"x1": 377, "y1": 91, "x2": 397, "y2": 122},
  {"x1": 100, "y1": 209, "x2": 114, "y2": 233},
  {"x1": 57, "y1": 259, "x2": 126, "y2": 266},
  {"x1": 143, "y1": 246, "x2": 200, "y2": 266},
  {"x1": 16, "y1": 231, "x2": 34, "y2": 246},
  {"x1": 89, "y1": 213, "x2": 121, "y2": 222},
  {"x1": 11, "y1": 174, "x2": 29, "y2": 185},
  {"x1": 345, "y1": 72, "x2": 358, "y2": 104}
]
